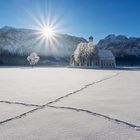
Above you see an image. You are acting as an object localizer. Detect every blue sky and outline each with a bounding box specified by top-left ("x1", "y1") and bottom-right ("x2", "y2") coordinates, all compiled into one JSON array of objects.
[{"x1": 0, "y1": 0, "x2": 140, "y2": 42}]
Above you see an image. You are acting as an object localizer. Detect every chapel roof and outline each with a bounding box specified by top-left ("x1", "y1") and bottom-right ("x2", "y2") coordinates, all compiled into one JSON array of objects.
[{"x1": 98, "y1": 50, "x2": 115, "y2": 59}]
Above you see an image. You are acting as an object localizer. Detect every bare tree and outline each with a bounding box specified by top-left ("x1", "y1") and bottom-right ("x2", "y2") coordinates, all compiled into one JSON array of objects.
[{"x1": 27, "y1": 52, "x2": 40, "y2": 68}]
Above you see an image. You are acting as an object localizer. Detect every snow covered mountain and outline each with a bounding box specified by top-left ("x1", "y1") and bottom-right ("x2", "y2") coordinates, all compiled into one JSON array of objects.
[
  {"x1": 1, "y1": 27, "x2": 140, "y2": 58},
  {"x1": 97, "y1": 34, "x2": 140, "y2": 57},
  {"x1": 0, "y1": 26, "x2": 87, "y2": 57},
  {"x1": 1, "y1": 26, "x2": 140, "y2": 65}
]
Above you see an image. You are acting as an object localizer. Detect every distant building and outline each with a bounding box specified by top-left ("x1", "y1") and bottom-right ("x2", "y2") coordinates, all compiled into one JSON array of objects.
[
  {"x1": 70, "y1": 36, "x2": 116, "y2": 68},
  {"x1": 98, "y1": 50, "x2": 116, "y2": 68}
]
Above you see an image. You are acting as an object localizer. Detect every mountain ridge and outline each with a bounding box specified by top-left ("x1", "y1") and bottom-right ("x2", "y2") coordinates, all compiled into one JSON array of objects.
[
  {"x1": 97, "y1": 34, "x2": 140, "y2": 57},
  {"x1": 0, "y1": 26, "x2": 140, "y2": 65},
  {"x1": 0, "y1": 26, "x2": 87, "y2": 57}
]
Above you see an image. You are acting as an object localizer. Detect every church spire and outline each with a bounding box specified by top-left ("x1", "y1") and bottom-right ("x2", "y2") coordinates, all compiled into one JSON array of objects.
[{"x1": 89, "y1": 36, "x2": 93, "y2": 42}]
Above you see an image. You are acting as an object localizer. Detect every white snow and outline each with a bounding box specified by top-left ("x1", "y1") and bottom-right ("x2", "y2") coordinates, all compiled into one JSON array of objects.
[
  {"x1": 0, "y1": 103, "x2": 35, "y2": 122},
  {"x1": 53, "y1": 70, "x2": 140, "y2": 125},
  {"x1": 0, "y1": 67, "x2": 140, "y2": 139},
  {"x1": 0, "y1": 67, "x2": 115, "y2": 105},
  {"x1": 0, "y1": 107, "x2": 140, "y2": 140}
]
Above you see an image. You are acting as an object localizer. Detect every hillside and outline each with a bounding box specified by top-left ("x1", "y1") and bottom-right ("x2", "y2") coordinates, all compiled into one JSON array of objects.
[
  {"x1": 0, "y1": 26, "x2": 86, "y2": 65},
  {"x1": 97, "y1": 34, "x2": 140, "y2": 65},
  {"x1": 0, "y1": 27, "x2": 140, "y2": 66}
]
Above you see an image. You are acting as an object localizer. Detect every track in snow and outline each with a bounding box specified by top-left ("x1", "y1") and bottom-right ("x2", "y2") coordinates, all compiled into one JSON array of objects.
[
  {"x1": 0, "y1": 100, "x2": 40, "y2": 107},
  {"x1": 47, "y1": 73, "x2": 120, "y2": 105},
  {"x1": 48, "y1": 105, "x2": 140, "y2": 131},
  {"x1": 0, "y1": 73, "x2": 120, "y2": 125},
  {"x1": 2, "y1": 72, "x2": 138, "y2": 131}
]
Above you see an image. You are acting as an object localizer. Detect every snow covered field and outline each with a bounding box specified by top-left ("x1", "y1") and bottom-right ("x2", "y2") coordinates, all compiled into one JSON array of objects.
[
  {"x1": 0, "y1": 67, "x2": 116, "y2": 104},
  {"x1": 0, "y1": 103, "x2": 35, "y2": 122},
  {"x1": 0, "y1": 67, "x2": 140, "y2": 139}
]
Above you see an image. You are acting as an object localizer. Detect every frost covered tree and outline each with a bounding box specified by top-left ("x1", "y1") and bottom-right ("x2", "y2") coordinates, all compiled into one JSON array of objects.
[
  {"x1": 27, "y1": 52, "x2": 40, "y2": 68},
  {"x1": 71, "y1": 42, "x2": 96, "y2": 66}
]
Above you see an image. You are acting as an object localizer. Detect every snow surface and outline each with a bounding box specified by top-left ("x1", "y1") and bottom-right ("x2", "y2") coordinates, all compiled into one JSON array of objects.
[
  {"x1": 0, "y1": 103, "x2": 35, "y2": 122},
  {"x1": 0, "y1": 67, "x2": 140, "y2": 139},
  {"x1": 53, "y1": 70, "x2": 140, "y2": 125},
  {"x1": 0, "y1": 107, "x2": 140, "y2": 140},
  {"x1": 0, "y1": 67, "x2": 115, "y2": 105}
]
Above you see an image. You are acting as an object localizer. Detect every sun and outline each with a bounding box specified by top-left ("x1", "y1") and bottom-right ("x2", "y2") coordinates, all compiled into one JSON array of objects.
[{"x1": 41, "y1": 26, "x2": 55, "y2": 38}]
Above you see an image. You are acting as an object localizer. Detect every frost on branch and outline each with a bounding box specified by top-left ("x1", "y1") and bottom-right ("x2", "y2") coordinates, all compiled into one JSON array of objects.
[
  {"x1": 71, "y1": 42, "x2": 96, "y2": 66},
  {"x1": 27, "y1": 52, "x2": 40, "y2": 67}
]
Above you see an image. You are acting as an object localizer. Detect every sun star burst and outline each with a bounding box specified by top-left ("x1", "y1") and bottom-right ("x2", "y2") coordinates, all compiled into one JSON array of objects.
[
  {"x1": 27, "y1": 6, "x2": 65, "y2": 56},
  {"x1": 41, "y1": 26, "x2": 55, "y2": 38}
]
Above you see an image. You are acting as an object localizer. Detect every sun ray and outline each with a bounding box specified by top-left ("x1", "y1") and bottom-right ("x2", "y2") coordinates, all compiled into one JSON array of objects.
[{"x1": 26, "y1": 2, "x2": 66, "y2": 56}]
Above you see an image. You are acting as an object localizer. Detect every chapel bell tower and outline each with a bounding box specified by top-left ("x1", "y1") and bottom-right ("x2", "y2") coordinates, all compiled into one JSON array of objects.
[{"x1": 89, "y1": 36, "x2": 93, "y2": 42}]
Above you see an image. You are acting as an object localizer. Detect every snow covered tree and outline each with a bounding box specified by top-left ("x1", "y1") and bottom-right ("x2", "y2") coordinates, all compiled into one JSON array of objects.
[
  {"x1": 27, "y1": 52, "x2": 40, "y2": 68},
  {"x1": 71, "y1": 42, "x2": 96, "y2": 66}
]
